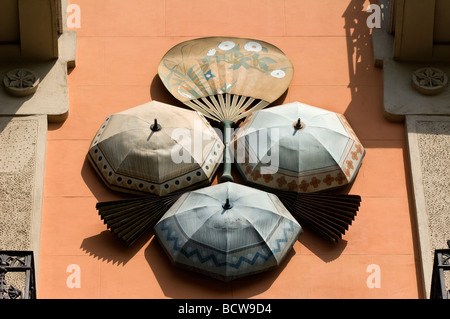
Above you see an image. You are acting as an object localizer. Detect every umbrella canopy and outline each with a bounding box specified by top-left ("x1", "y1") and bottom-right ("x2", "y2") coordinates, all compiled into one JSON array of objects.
[
  {"x1": 88, "y1": 100, "x2": 224, "y2": 196},
  {"x1": 153, "y1": 182, "x2": 302, "y2": 281},
  {"x1": 231, "y1": 102, "x2": 365, "y2": 193}
]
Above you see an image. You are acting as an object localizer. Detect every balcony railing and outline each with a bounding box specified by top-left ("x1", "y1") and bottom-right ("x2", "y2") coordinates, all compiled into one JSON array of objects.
[
  {"x1": 0, "y1": 251, "x2": 36, "y2": 299},
  {"x1": 430, "y1": 241, "x2": 450, "y2": 299}
]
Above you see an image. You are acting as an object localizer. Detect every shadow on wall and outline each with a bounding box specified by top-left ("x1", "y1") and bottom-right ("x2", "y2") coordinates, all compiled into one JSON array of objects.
[
  {"x1": 342, "y1": 0, "x2": 425, "y2": 298},
  {"x1": 80, "y1": 156, "x2": 132, "y2": 202},
  {"x1": 145, "y1": 236, "x2": 296, "y2": 299},
  {"x1": 80, "y1": 230, "x2": 153, "y2": 266},
  {"x1": 342, "y1": 0, "x2": 403, "y2": 141},
  {"x1": 149, "y1": 74, "x2": 189, "y2": 109}
]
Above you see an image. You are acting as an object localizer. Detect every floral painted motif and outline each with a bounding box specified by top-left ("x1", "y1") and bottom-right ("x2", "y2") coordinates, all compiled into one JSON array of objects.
[
  {"x1": 336, "y1": 172, "x2": 346, "y2": 184},
  {"x1": 263, "y1": 174, "x2": 274, "y2": 183},
  {"x1": 310, "y1": 177, "x2": 321, "y2": 188},
  {"x1": 344, "y1": 168, "x2": 351, "y2": 178},
  {"x1": 346, "y1": 160, "x2": 354, "y2": 171},
  {"x1": 244, "y1": 41, "x2": 262, "y2": 52},
  {"x1": 351, "y1": 151, "x2": 358, "y2": 160},
  {"x1": 299, "y1": 180, "x2": 309, "y2": 192},
  {"x1": 206, "y1": 49, "x2": 216, "y2": 56},
  {"x1": 355, "y1": 143, "x2": 363, "y2": 154},
  {"x1": 323, "y1": 174, "x2": 335, "y2": 186},
  {"x1": 203, "y1": 70, "x2": 215, "y2": 81},
  {"x1": 270, "y1": 69, "x2": 286, "y2": 79},
  {"x1": 276, "y1": 176, "x2": 287, "y2": 187},
  {"x1": 251, "y1": 169, "x2": 261, "y2": 181},
  {"x1": 218, "y1": 41, "x2": 236, "y2": 51},
  {"x1": 160, "y1": 39, "x2": 289, "y2": 101},
  {"x1": 287, "y1": 180, "x2": 297, "y2": 191}
]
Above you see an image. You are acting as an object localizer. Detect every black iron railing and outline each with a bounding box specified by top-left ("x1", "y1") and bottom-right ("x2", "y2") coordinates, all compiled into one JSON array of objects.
[
  {"x1": 0, "y1": 251, "x2": 36, "y2": 299},
  {"x1": 430, "y1": 241, "x2": 450, "y2": 299}
]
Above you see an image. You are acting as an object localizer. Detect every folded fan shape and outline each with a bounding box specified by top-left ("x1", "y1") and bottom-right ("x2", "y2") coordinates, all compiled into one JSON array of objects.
[{"x1": 158, "y1": 37, "x2": 294, "y2": 123}]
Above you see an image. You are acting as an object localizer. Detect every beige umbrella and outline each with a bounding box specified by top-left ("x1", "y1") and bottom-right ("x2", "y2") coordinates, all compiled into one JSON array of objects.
[{"x1": 88, "y1": 100, "x2": 224, "y2": 196}]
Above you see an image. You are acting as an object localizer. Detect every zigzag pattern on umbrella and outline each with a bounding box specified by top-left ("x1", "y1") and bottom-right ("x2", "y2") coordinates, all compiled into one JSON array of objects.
[{"x1": 156, "y1": 219, "x2": 297, "y2": 269}]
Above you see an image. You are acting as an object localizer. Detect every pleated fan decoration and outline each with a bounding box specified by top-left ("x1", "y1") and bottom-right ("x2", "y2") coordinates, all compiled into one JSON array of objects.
[
  {"x1": 96, "y1": 192, "x2": 183, "y2": 246},
  {"x1": 274, "y1": 191, "x2": 361, "y2": 243},
  {"x1": 96, "y1": 185, "x2": 361, "y2": 246}
]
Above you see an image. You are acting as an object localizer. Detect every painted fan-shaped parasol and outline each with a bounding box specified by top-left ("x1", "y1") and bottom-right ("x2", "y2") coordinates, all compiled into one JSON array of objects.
[{"x1": 158, "y1": 37, "x2": 294, "y2": 182}]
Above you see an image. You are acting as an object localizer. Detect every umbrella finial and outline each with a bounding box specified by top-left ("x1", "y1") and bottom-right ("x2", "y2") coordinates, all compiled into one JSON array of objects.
[
  {"x1": 222, "y1": 198, "x2": 233, "y2": 210},
  {"x1": 294, "y1": 118, "x2": 302, "y2": 130},
  {"x1": 151, "y1": 118, "x2": 162, "y2": 132}
]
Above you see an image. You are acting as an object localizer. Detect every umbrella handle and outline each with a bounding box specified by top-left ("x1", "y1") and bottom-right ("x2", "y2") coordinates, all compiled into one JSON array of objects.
[{"x1": 220, "y1": 120, "x2": 234, "y2": 183}]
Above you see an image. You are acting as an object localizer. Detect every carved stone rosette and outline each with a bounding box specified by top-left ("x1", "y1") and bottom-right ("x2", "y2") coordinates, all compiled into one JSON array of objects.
[
  {"x1": 412, "y1": 67, "x2": 448, "y2": 96},
  {"x1": 3, "y1": 68, "x2": 40, "y2": 97}
]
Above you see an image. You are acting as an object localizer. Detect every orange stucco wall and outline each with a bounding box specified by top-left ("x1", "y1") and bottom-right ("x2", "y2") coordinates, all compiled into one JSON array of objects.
[{"x1": 38, "y1": 0, "x2": 421, "y2": 299}]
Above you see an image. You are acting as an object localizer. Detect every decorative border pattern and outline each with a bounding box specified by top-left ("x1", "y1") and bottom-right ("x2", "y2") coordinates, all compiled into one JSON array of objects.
[{"x1": 156, "y1": 218, "x2": 296, "y2": 272}]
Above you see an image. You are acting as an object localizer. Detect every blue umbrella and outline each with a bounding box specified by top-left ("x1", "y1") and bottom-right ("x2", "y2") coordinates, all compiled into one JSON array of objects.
[{"x1": 153, "y1": 182, "x2": 302, "y2": 281}]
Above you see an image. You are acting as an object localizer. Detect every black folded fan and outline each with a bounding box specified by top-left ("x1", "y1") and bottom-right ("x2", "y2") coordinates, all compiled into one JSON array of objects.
[{"x1": 96, "y1": 189, "x2": 360, "y2": 246}]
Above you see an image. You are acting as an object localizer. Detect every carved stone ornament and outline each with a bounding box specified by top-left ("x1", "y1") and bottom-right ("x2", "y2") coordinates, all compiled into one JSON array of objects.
[
  {"x1": 3, "y1": 68, "x2": 40, "y2": 97},
  {"x1": 412, "y1": 67, "x2": 448, "y2": 96}
]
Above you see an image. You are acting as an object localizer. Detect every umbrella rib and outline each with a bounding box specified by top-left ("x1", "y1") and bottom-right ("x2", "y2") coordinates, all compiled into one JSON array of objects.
[
  {"x1": 301, "y1": 131, "x2": 342, "y2": 167},
  {"x1": 159, "y1": 130, "x2": 200, "y2": 164},
  {"x1": 305, "y1": 125, "x2": 352, "y2": 141},
  {"x1": 189, "y1": 190, "x2": 225, "y2": 203}
]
